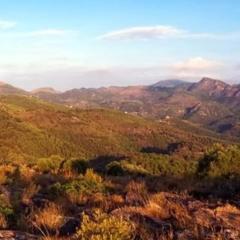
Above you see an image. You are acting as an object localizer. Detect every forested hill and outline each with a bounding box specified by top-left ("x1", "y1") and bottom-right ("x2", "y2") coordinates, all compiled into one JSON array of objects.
[{"x1": 0, "y1": 94, "x2": 228, "y2": 164}]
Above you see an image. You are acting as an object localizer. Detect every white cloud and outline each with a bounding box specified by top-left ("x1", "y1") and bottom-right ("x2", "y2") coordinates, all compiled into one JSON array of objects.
[
  {"x1": 173, "y1": 57, "x2": 222, "y2": 71},
  {"x1": 169, "y1": 57, "x2": 226, "y2": 80},
  {"x1": 28, "y1": 29, "x2": 72, "y2": 37},
  {"x1": 0, "y1": 20, "x2": 16, "y2": 30},
  {"x1": 0, "y1": 58, "x2": 237, "y2": 90},
  {"x1": 99, "y1": 25, "x2": 185, "y2": 40},
  {"x1": 99, "y1": 25, "x2": 240, "y2": 41}
]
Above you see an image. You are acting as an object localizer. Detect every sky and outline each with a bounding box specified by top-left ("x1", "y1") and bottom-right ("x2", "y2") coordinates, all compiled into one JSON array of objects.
[{"x1": 0, "y1": 0, "x2": 239, "y2": 90}]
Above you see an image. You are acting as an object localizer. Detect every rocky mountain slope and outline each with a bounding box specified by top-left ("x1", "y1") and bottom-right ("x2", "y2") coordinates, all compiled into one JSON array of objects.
[
  {"x1": 0, "y1": 78, "x2": 240, "y2": 138},
  {"x1": 29, "y1": 77, "x2": 240, "y2": 137}
]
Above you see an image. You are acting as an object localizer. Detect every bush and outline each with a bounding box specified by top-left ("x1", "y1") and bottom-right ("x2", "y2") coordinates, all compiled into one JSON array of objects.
[
  {"x1": 62, "y1": 159, "x2": 88, "y2": 174},
  {"x1": 0, "y1": 205, "x2": 13, "y2": 229},
  {"x1": 63, "y1": 169, "x2": 107, "y2": 196},
  {"x1": 198, "y1": 144, "x2": 240, "y2": 178},
  {"x1": 76, "y1": 209, "x2": 135, "y2": 240},
  {"x1": 106, "y1": 161, "x2": 125, "y2": 176},
  {"x1": 125, "y1": 153, "x2": 196, "y2": 177},
  {"x1": 37, "y1": 155, "x2": 63, "y2": 173}
]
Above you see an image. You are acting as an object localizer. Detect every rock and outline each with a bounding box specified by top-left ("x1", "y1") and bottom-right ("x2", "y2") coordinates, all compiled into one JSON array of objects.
[{"x1": 0, "y1": 231, "x2": 38, "y2": 240}]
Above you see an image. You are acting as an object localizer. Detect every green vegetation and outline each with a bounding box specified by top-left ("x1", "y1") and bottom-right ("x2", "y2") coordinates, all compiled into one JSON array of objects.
[
  {"x1": 37, "y1": 155, "x2": 63, "y2": 173},
  {"x1": 63, "y1": 169, "x2": 108, "y2": 196},
  {"x1": 0, "y1": 95, "x2": 238, "y2": 239},
  {"x1": 0, "y1": 95, "x2": 222, "y2": 163},
  {"x1": 76, "y1": 209, "x2": 135, "y2": 240},
  {"x1": 198, "y1": 144, "x2": 240, "y2": 178}
]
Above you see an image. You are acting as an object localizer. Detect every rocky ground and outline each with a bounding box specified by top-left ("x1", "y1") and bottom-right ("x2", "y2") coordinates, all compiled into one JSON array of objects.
[{"x1": 1, "y1": 192, "x2": 240, "y2": 239}]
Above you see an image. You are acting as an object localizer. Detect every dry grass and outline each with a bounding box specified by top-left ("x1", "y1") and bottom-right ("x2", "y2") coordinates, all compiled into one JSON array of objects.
[
  {"x1": 0, "y1": 213, "x2": 8, "y2": 229},
  {"x1": 85, "y1": 193, "x2": 125, "y2": 212},
  {"x1": 19, "y1": 164, "x2": 36, "y2": 183},
  {"x1": 22, "y1": 183, "x2": 40, "y2": 205},
  {"x1": 33, "y1": 203, "x2": 65, "y2": 232},
  {"x1": 66, "y1": 191, "x2": 86, "y2": 205},
  {"x1": 125, "y1": 181, "x2": 149, "y2": 206}
]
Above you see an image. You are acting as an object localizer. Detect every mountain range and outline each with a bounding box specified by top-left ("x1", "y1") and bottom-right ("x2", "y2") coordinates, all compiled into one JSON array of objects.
[{"x1": 0, "y1": 77, "x2": 240, "y2": 138}]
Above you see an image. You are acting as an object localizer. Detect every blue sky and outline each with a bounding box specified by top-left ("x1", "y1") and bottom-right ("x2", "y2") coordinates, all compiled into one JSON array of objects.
[{"x1": 0, "y1": 0, "x2": 239, "y2": 90}]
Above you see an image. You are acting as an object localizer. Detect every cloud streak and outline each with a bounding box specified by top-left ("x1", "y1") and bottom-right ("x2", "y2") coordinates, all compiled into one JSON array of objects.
[
  {"x1": 99, "y1": 25, "x2": 186, "y2": 40},
  {"x1": 99, "y1": 25, "x2": 240, "y2": 41},
  {"x1": 0, "y1": 20, "x2": 16, "y2": 30}
]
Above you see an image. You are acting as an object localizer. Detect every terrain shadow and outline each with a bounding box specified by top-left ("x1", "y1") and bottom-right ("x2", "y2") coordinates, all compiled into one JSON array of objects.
[
  {"x1": 141, "y1": 142, "x2": 184, "y2": 155},
  {"x1": 89, "y1": 155, "x2": 126, "y2": 172}
]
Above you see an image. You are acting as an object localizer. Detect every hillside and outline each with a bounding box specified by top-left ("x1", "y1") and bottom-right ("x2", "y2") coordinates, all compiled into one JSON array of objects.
[
  {"x1": 31, "y1": 77, "x2": 240, "y2": 138},
  {"x1": 0, "y1": 96, "x2": 239, "y2": 239},
  {"x1": 0, "y1": 95, "x2": 226, "y2": 163},
  {"x1": 0, "y1": 82, "x2": 28, "y2": 95},
  {"x1": 1, "y1": 78, "x2": 240, "y2": 138}
]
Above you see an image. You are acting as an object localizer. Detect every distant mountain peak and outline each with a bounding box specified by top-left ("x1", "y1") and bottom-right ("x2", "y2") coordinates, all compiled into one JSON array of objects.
[
  {"x1": 199, "y1": 77, "x2": 228, "y2": 86},
  {"x1": 0, "y1": 82, "x2": 27, "y2": 95},
  {"x1": 32, "y1": 87, "x2": 61, "y2": 94},
  {"x1": 188, "y1": 77, "x2": 229, "y2": 93},
  {"x1": 151, "y1": 79, "x2": 189, "y2": 88},
  {"x1": 0, "y1": 81, "x2": 7, "y2": 86}
]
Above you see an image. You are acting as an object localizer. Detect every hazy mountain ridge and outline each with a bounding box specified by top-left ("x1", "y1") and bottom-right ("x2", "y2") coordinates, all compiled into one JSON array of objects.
[
  {"x1": 1, "y1": 78, "x2": 240, "y2": 137},
  {"x1": 38, "y1": 77, "x2": 240, "y2": 137},
  {"x1": 31, "y1": 87, "x2": 61, "y2": 94},
  {"x1": 151, "y1": 79, "x2": 192, "y2": 89}
]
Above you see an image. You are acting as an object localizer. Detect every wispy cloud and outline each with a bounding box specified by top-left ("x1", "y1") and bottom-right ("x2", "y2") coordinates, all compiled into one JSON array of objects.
[
  {"x1": 99, "y1": 25, "x2": 240, "y2": 41},
  {"x1": 99, "y1": 25, "x2": 185, "y2": 40},
  {"x1": 0, "y1": 20, "x2": 16, "y2": 30},
  {"x1": 173, "y1": 57, "x2": 222, "y2": 71},
  {"x1": 28, "y1": 29, "x2": 74, "y2": 37},
  {"x1": 168, "y1": 57, "x2": 225, "y2": 80}
]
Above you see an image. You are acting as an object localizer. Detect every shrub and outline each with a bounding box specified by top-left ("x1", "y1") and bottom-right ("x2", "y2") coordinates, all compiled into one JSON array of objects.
[
  {"x1": 198, "y1": 144, "x2": 240, "y2": 178},
  {"x1": 63, "y1": 169, "x2": 106, "y2": 196},
  {"x1": 106, "y1": 161, "x2": 149, "y2": 177},
  {"x1": 106, "y1": 161, "x2": 125, "y2": 176},
  {"x1": 76, "y1": 209, "x2": 135, "y2": 240},
  {"x1": 0, "y1": 164, "x2": 15, "y2": 184},
  {"x1": 0, "y1": 202, "x2": 13, "y2": 229},
  {"x1": 37, "y1": 155, "x2": 63, "y2": 173},
  {"x1": 0, "y1": 205, "x2": 13, "y2": 229},
  {"x1": 63, "y1": 169, "x2": 108, "y2": 205},
  {"x1": 0, "y1": 195, "x2": 14, "y2": 226},
  {"x1": 62, "y1": 159, "x2": 88, "y2": 174},
  {"x1": 125, "y1": 153, "x2": 196, "y2": 177},
  {"x1": 47, "y1": 182, "x2": 64, "y2": 199}
]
